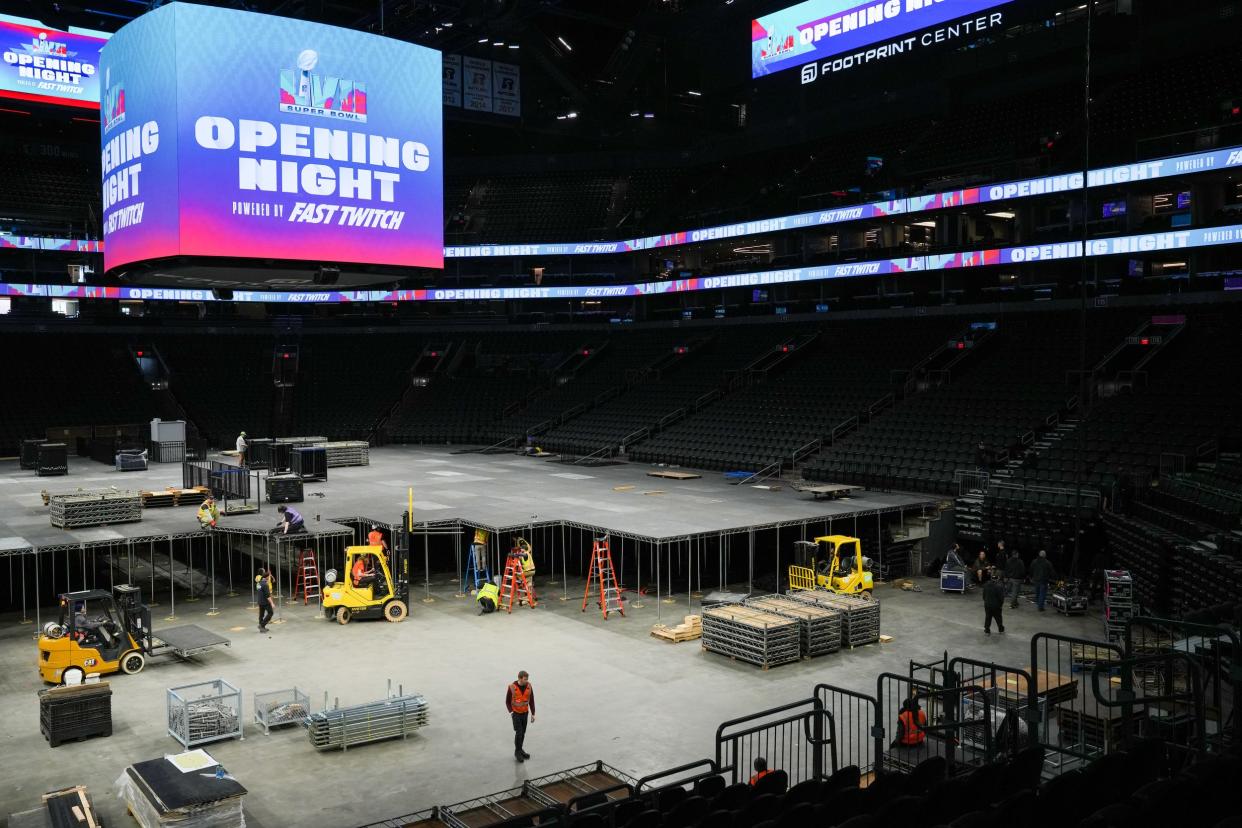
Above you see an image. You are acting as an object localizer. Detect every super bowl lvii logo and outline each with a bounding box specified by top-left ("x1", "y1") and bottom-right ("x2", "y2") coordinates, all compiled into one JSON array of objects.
[
  {"x1": 103, "y1": 68, "x2": 125, "y2": 132},
  {"x1": 279, "y1": 49, "x2": 367, "y2": 123}
]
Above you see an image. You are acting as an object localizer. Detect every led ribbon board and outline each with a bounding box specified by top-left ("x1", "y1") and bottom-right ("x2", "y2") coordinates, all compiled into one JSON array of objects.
[
  {"x1": 7, "y1": 225, "x2": 1241, "y2": 303},
  {"x1": 100, "y1": 2, "x2": 443, "y2": 272},
  {"x1": 751, "y1": 0, "x2": 1014, "y2": 80},
  {"x1": 444, "y1": 145, "x2": 1242, "y2": 258},
  {"x1": 0, "y1": 14, "x2": 108, "y2": 108}
]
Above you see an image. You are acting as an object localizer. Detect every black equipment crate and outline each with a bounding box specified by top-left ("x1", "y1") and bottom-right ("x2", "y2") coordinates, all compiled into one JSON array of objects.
[
  {"x1": 20, "y1": 438, "x2": 46, "y2": 470},
  {"x1": 266, "y1": 474, "x2": 304, "y2": 503},
  {"x1": 39, "y1": 684, "x2": 113, "y2": 747},
  {"x1": 247, "y1": 437, "x2": 274, "y2": 469},
  {"x1": 291, "y1": 446, "x2": 327, "y2": 481},
  {"x1": 37, "y1": 442, "x2": 68, "y2": 476}
]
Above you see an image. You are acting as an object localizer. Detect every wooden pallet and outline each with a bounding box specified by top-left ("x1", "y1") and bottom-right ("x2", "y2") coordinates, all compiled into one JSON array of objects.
[
  {"x1": 140, "y1": 486, "x2": 209, "y2": 508},
  {"x1": 651, "y1": 615, "x2": 702, "y2": 643},
  {"x1": 646, "y1": 470, "x2": 701, "y2": 480}
]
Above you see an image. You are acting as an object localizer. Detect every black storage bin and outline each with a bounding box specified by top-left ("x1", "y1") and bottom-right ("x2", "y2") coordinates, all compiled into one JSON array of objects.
[
  {"x1": 291, "y1": 446, "x2": 327, "y2": 481},
  {"x1": 39, "y1": 683, "x2": 112, "y2": 747},
  {"x1": 247, "y1": 437, "x2": 274, "y2": 469},
  {"x1": 20, "y1": 438, "x2": 46, "y2": 470},
  {"x1": 37, "y1": 442, "x2": 68, "y2": 476},
  {"x1": 266, "y1": 474, "x2": 304, "y2": 503}
]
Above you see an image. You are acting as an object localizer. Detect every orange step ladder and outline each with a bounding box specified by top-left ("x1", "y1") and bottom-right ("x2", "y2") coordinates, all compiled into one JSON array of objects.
[
  {"x1": 582, "y1": 536, "x2": 625, "y2": 619},
  {"x1": 499, "y1": 547, "x2": 537, "y2": 612},
  {"x1": 293, "y1": 549, "x2": 321, "y2": 604}
]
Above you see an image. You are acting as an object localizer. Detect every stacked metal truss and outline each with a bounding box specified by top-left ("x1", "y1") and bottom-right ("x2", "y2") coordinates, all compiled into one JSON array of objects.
[
  {"x1": 744, "y1": 595, "x2": 842, "y2": 657},
  {"x1": 49, "y1": 489, "x2": 143, "y2": 528},
  {"x1": 306, "y1": 693, "x2": 429, "y2": 751},
  {"x1": 787, "y1": 591, "x2": 881, "y2": 648},
  {"x1": 254, "y1": 687, "x2": 311, "y2": 735},
  {"x1": 701, "y1": 605, "x2": 801, "y2": 669},
  {"x1": 317, "y1": 441, "x2": 370, "y2": 468},
  {"x1": 167, "y1": 679, "x2": 243, "y2": 748}
]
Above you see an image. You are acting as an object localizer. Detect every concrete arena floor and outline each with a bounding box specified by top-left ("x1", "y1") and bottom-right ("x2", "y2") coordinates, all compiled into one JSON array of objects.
[{"x1": 0, "y1": 571, "x2": 1099, "y2": 827}]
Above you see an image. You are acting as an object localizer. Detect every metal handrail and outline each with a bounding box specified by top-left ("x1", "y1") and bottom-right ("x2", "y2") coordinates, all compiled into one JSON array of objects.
[
  {"x1": 658, "y1": 409, "x2": 686, "y2": 429},
  {"x1": 621, "y1": 427, "x2": 650, "y2": 447},
  {"x1": 694, "y1": 389, "x2": 721, "y2": 410},
  {"x1": 736, "y1": 460, "x2": 781, "y2": 486},
  {"x1": 635, "y1": 759, "x2": 720, "y2": 793},
  {"x1": 793, "y1": 439, "x2": 822, "y2": 465},
  {"x1": 574, "y1": 445, "x2": 615, "y2": 465},
  {"x1": 830, "y1": 417, "x2": 858, "y2": 444}
]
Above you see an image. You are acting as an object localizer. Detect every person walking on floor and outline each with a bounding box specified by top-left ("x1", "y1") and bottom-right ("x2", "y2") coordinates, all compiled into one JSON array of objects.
[
  {"x1": 1003, "y1": 549, "x2": 1026, "y2": 609},
  {"x1": 505, "y1": 670, "x2": 536, "y2": 762},
  {"x1": 235, "y1": 431, "x2": 248, "y2": 466},
  {"x1": 256, "y1": 567, "x2": 275, "y2": 632},
  {"x1": 1030, "y1": 550, "x2": 1056, "y2": 612},
  {"x1": 983, "y1": 571, "x2": 1005, "y2": 634}
]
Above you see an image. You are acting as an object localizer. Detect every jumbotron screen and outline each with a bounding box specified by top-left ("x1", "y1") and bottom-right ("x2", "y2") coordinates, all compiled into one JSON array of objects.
[
  {"x1": 0, "y1": 14, "x2": 109, "y2": 109},
  {"x1": 100, "y1": 2, "x2": 443, "y2": 272},
  {"x1": 752, "y1": 0, "x2": 1014, "y2": 79}
]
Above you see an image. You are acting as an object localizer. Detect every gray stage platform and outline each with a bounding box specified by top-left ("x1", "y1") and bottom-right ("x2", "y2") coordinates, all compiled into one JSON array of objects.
[{"x1": 0, "y1": 446, "x2": 937, "y2": 554}]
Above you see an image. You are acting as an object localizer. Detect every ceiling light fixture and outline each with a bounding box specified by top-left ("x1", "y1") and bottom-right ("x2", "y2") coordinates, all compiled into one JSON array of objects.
[{"x1": 557, "y1": 36, "x2": 572, "y2": 51}]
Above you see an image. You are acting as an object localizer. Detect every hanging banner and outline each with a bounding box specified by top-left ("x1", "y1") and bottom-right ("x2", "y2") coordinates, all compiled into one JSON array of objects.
[
  {"x1": 462, "y1": 56, "x2": 492, "y2": 112},
  {"x1": 491, "y1": 61, "x2": 520, "y2": 117},
  {"x1": 443, "y1": 53, "x2": 461, "y2": 107}
]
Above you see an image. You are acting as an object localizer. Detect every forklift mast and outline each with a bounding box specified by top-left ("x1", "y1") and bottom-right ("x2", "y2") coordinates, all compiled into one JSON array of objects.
[
  {"x1": 396, "y1": 512, "x2": 411, "y2": 602},
  {"x1": 113, "y1": 584, "x2": 153, "y2": 652}
]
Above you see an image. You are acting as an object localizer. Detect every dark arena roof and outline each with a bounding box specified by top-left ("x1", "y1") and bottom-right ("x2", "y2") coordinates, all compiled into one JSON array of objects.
[{"x1": 0, "y1": 1, "x2": 1240, "y2": 826}]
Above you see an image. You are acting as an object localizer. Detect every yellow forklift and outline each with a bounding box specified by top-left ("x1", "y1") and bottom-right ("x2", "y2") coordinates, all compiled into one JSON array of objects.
[
  {"x1": 788, "y1": 535, "x2": 874, "y2": 596},
  {"x1": 38, "y1": 585, "x2": 230, "y2": 684},
  {"x1": 322, "y1": 516, "x2": 410, "y2": 624}
]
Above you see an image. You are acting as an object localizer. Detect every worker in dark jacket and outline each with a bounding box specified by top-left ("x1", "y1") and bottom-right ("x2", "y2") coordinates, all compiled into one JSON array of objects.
[
  {"x1": 983, "y1": 572, "x2": 1005, "y2": 634},
  {"x1": 1003, "y1": 552, "x2": 1026, "y2": 609},
  {"x1": 1030, "y1": 550, "x2": 1056, "y2": 612}
]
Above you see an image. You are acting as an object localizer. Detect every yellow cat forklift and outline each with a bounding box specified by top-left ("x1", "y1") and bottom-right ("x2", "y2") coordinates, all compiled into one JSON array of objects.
[
  {"x1": 322, "y1": 514, "x2": 410, "y2": 624},
  {"x1": 38, "y1": 585, "x2": 231, "y2": 684},
  {"x1": 788, "y1": 535, "x2": 874, "y2": 596}
]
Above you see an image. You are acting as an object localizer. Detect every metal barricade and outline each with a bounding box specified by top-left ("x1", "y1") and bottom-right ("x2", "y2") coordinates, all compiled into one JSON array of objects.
[
  {"x1": 1030, "y1": 632, "x2": 1124, "y2": 774},
  {"x1": 947, "y1": 656, "x2": 1041, "y2": 754},
  {"x1": 715, "y1": 698, "x2": 833, "y2": 785},
  {"x1": 1124, "y1": 616, "x2": 1240, "y2": 753},
  {"x1": 1091, "y1": 650, "x2": 1207, "y2": 765},
  {"x1": 814, "y1": 683, "x2": 880, "y2": 775},
  {"x1": 876, "y1": 672, "x2": 994, "y2": 776}
]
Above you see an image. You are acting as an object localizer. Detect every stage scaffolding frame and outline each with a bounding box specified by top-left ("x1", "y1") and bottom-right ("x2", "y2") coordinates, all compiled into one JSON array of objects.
[{"x1": 3, "y1": 500, "x2": 936, "y2": 626}]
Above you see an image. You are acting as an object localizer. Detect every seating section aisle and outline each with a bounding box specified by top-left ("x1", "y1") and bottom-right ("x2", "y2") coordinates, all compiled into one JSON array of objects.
[
  {"x1": 0, "y1": 333, "x2": 159, "y2": 456},
  {"x1": 803, "y1": 312, "x2": 1138, "y2": 496},
  {"x1": 385, "y1": 332, "x2": 588, "y2": 445},
  {"x1": 292, "y1": 335, "x2": 428, "y2": 440},
  {"x1": 159, "y1": 334, "x2": 277, "y2": 446},
  {"x1": 482, "y1": 331, "x2": 691, "y2": 445},
  {"x1": 1011, "y1": 310, "x2": 1242, "y2": 496},
  {"x1": 539, "y1": 331, "x2": 790, "y2": 457},
  {"x1": 629, "y1": 319, "x2": 957, "y2": 472}
]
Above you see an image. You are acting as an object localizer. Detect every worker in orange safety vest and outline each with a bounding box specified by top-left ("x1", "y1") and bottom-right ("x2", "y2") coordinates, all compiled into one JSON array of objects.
[
  {"x1": 895, "y1": 697, "x2": 927, "y2": 746},
  {"x1": 505, "y1": 670, "x2": 536, "y2": 762},
  {"x1": 749, "y1": 757, "x2": 772, "y2": 786}
]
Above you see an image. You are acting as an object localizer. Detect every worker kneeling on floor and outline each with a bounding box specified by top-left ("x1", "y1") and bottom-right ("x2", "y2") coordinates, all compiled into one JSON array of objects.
[{"x1": 477, "y1": 581, "x2": 500, "y2": 614}]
